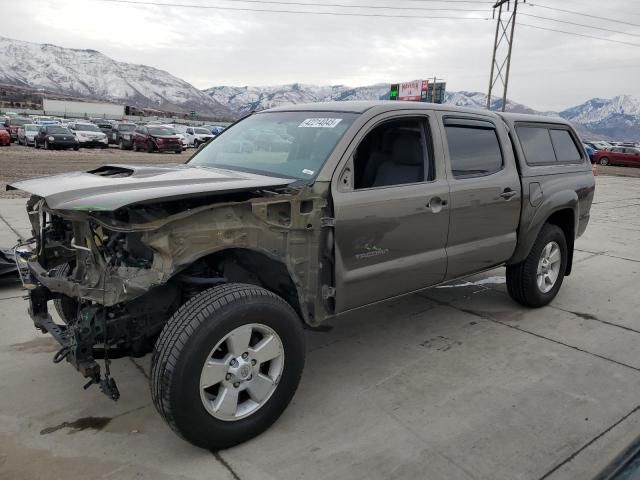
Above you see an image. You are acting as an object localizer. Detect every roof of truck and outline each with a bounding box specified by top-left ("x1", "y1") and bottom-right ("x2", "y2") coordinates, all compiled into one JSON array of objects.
[
  {"x1": 262, "y1": 102, "x2": 574, "y2": 127},
  {"x1": 263, "y1": 100, "x2": 499, "y2": 116}
]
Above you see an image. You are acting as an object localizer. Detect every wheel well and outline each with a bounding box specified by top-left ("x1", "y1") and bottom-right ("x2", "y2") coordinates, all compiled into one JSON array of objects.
[
  {"x1": 184, "y1": 249, "x2": 303, "y2": 320},
  {"x1": 546, "y1": 209, "x2": 575, "y2": 276}
]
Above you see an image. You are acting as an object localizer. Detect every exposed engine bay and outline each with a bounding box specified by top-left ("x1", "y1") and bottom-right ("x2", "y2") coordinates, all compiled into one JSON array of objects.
[{"x1": 17, "y1": 184, "x2": 331, "y2": 400}]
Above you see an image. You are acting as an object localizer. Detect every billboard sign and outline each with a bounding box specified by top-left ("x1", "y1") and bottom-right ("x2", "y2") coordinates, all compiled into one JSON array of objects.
[{"x1": 398, "y1": 80, "x2": 423, "y2": 101}]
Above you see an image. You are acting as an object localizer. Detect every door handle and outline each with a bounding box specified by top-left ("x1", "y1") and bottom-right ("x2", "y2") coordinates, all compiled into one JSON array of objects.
[
  {"x1": 499, "y1": 188, "x2": 517, "y2": 200},
  {"x1": 426, "y1": 197, "x2": 448, "y2": 213}
]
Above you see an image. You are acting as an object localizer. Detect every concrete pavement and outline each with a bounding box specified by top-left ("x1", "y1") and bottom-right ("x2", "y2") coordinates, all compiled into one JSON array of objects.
[{"x1": 1, "y1": 175, "x2": 639, "y2": 480}]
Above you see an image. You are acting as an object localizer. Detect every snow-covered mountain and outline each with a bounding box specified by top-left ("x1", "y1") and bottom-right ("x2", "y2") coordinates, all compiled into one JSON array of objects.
[
  {"x1": 0, "y1": 36, "x2": 232, "y2": 118},
  {"x1": 205, "y1": 83, "x2": 640, "y2": 140},
  {"x1": 559, "y1": 95, "x2": 640, "y2": 140},
  {"x1": 204, "y1": 83, "x2": 391, "y2": 115}
]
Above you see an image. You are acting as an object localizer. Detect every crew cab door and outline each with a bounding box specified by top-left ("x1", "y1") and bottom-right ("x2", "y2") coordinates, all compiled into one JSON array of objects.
[
  {"x1": 331, "y1": 113, "x2": 450, "y2": 312},
  {"x1": 438, "y1": 114, "x2": 521, "y2": 279}
]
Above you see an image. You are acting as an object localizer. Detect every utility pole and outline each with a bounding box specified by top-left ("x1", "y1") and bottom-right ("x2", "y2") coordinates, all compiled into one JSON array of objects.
[{"x1": 486, "y1": 0, "x2": 523, "y2": 111}]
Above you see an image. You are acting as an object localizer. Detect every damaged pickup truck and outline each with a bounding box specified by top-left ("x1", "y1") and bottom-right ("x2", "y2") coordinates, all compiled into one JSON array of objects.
[{"x1": 9, "y1": 101, "x2": 595, "y2": 449}]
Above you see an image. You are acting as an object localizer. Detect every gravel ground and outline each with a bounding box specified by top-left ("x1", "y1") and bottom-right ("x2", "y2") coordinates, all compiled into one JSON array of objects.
[
  {"x1": 0, "y1": 144, "x2": 188, "y2": 198},
  {"x1": 0, "y1": 144, "x2": 638, "y2": 198}
]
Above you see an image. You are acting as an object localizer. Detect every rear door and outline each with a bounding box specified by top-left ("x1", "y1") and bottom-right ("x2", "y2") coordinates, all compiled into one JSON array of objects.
[{"x1": 439, "y1": 114, "x2": 521, "y2": 279}]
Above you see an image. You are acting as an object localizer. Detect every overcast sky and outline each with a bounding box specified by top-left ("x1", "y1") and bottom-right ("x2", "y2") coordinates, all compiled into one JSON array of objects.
[{"x1": 5, "y1": 0, "x2": 640, "y2": 110}]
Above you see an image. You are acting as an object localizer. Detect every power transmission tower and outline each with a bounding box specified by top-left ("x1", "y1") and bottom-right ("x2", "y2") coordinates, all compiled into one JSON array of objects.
[{"x1": 487, "y1": 0, "x2": 524, "y2": 111}]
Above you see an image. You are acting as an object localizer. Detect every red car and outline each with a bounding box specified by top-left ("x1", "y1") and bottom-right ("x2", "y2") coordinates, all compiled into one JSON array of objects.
[
  {"x1": 3, "y1": 117, "x2": 31, "y2": 142},
  {"x1": 594, "y1": 146, "x2": 640, "y2": 167},
  {"x1": 132, "y1": 125, "x2": 183, "y2": 153},
  {"x1": 0, "y1": 127, "x2": 10, "y2": 146}
]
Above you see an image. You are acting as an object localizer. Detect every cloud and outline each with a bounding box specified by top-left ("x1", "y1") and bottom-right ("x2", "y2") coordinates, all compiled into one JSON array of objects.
[{"x1": 5, "y1": 0, "x2": 640, "y2": 111}]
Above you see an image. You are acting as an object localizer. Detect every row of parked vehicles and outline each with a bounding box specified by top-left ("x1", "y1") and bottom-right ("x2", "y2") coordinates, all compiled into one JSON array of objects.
[
  {"x1": 1, "y1": 114, "x2": 225, "y2": 152},
  {"x1": 582, "y1": 140, "x2": 640, "y2": 167}
]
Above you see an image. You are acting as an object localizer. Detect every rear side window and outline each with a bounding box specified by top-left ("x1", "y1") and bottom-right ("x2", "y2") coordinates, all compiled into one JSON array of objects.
[
  {"x1": 517, "y1": 127, "x2": 556, "y2": 165},
  {"x1": 549, "y1": 129, "x2": 581, "y2": 162},
  {"x1": 444, "y1": 122, "x2": 503, "y2": 178},
  {"x1": 517, "y1": 125, "x2": 584, "y2": 165}
]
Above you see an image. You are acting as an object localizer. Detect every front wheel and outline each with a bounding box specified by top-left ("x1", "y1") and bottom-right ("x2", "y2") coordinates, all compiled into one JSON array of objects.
[
  {"x1": 507, "y1": 224, "x2": 568, "y2": 307},
  {"x1": 150, "y1": 283, "x2": 305, "y2": 450},
  {"x1": 599, "y1": 157, "x2": 610, "y2": 166}
]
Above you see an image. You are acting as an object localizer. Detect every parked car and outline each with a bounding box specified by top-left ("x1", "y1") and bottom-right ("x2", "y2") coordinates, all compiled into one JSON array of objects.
[
  {"x1": 17, "y1": 124, "x2": 39, "y2": 146},
  {"x1": 132, "y1": 125, "x2": 183, "y2": 153},
  {"x1": 10, "y1": 102, "x2": 595, "y2": 450},
  {"x1": 204, "y1": 125, "x2": 226, "y2": 136},
  {"x1": 110, "y1": 122, "x2": 137, "y2": 149},
  {"x1": 68, "y1": 122, "x2": 109, "y2": 148},
  {"x1": 94, "y1": 120, "x2": 114, "y2": 136},
  {"x1": 3, "y1": 117, "x2": 32, "y2": 142},
  {"x1": 185, "y1": 126, "x2": 215, "y2": 147},
  {"x1": 34, "y1": 125, "x2": 79, "y2": 150},
  {"x1": 582, "y1": 143, "x2": 596, "y2": 161},
  {"x1": 162, "y1": 125, "x2": 188, "y2": 150},
  {"x1": 594, "y1": 146, "x2": 640, "y2": 166},
  {"x1": 0, "y1": 127, "x2": 10, "y2": 146}
]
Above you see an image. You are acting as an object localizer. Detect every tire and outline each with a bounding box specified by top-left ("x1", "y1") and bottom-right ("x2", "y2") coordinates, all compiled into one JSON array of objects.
[
  {"x1": 146, "y1": 141, "x2": 154, "y2": 153},
  {"x1": 150, "y1": 283, "x2": 305, "y2": 450},
  {"x1": 599, "y1": 157, "x2": 609, "y2": 166},
  {"x1": 506, "y1": 223, "x2": 568, "y2": 308},
  {"x1": 44, "y1": 140, "x2": 49, "y2": 150},
  {"x1": 175, "y1": 149, "x2": 182, "y2": 154},
  {"x1": 73, "y1": 145, "x2": 79, "y2": 151},
  {"x1": 52, "y1": 264, "x2": 78, "y2": 323},
  {"x1": 133, "y1": 142, "x2": 139, "y2": 152},
  {"x1": 119, "y1": 139, "x2": 125, "y2": 150}
]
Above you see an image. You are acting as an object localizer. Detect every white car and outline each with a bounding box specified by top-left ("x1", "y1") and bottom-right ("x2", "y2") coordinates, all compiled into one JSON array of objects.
[
  {"x1": 18, "y1": 124, "x2": 39, "y2": 146},
  {"x1": 68, "y1": 122, "x2": 109, "y2": 148},
  {"x1": 185, "y1": 126, "x2": 215, "y2": 147}
]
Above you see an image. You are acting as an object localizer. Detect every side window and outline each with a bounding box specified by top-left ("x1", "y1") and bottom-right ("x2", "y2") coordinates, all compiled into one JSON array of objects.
[
  {"x1": 549, "y1": 129, "x2": 582, "y2": 163},
  {"x1": 444, "y1": 119, "x2": 503, "y2": 178},
  {"x1": 517, "y1": 126, "x2": 556, "y2": 165},
  {"x1": 353, "y1": 118, "x2": 430, "y2": 190}
]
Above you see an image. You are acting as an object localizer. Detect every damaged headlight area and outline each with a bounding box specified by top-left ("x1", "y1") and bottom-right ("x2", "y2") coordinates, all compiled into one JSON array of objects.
[{"x1": 21, "y1": 197, "x2": 185, "y2": 400}]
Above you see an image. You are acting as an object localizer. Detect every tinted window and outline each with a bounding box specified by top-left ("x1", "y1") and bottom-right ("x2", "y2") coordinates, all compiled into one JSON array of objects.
[
  {"x1": 550, "y1": 129, "x2": 582, "y2": 162},
  {"x1": 148, "y1": 127, "x2": 174, "y2": 136},
  {"x1": 76, "y1": 123, "x2": 101, "y2": 132},
  {"x1": 353, "y1": 118, "x2": 429, "y2": 189},
  {"x1": 517, "y1": 127, "x2": 556, "y2": 164},
  {"x1": 445, "y1": 125, "x2": 503, "y2": 178},
  {"x1": 47, "y1": 126, "x2": 70, "y2": 134},
  {"x1": 118, "y1": 124, "x2": 136, "y2": 132}
]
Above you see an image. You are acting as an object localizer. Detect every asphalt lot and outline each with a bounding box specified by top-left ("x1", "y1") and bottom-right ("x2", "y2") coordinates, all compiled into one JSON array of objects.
[{"x1": 0, "y1": 163, "x2": 639, "y2": 479}]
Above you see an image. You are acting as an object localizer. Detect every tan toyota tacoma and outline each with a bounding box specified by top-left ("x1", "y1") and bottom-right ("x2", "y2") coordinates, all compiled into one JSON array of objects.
[{"x1": 9, "y1": 101, "x2": 595, "y2": 449}]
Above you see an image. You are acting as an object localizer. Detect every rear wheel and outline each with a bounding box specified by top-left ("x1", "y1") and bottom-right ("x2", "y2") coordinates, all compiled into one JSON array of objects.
[
  {"x1": 599, "y1": 157, "x2": 610, "y2": 166},
  {"x1": 507, "y1": 224, "x2": 568, "y2": 307},
  {"x1": 150, "y1": 283, "x2": 305, "y2": 450}
]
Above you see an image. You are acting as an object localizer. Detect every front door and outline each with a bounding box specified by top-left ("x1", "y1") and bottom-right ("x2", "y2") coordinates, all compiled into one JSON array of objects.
[
  {"x1": 439, "y1": 114, "x2": 521, "y2": 280},
  {"x1": 332, "y1": 114, "x2": 450, "y2": 312}
]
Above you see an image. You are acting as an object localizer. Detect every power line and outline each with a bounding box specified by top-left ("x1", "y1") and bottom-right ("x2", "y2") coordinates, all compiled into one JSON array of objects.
[
  {"x1": 93, "y1": 0, "x2": 491, "y2": 18},
  {"x1": 521, "y1": 12, "x2": 640, "y2": 39},
  {"x1": 519, "y1": 23, "x2": 640, "y2": 48},
  {"x1": 527, "y1": 3, "x2": 640, "y2": 29},
  {"x1": 209, "y1": 0, "x2": 490, "y2": 12}
]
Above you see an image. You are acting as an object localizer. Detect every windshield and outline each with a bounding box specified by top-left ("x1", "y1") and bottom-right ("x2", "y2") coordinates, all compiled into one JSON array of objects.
[
  {"x1": 48, "y1": 126, "x2": 71, "y2": 134},
  {"x1": 118, "y1": 124, "x2": 136, "y2": 131},
  {"x1": 76, "y1": 123, "x2": 101, "y2": 132},
  {"x1": 25, "y1": 125, "x2": 38, "y2": 131},
  {"x1": 188, "y1": 112, "x2": 356, "y2": 179},
  {"x1": 194, "y1": 128, "x2": 211, "y2": 134},
  {"x1": 149, "y1": 127, "x2": 174, "y2": 136}
]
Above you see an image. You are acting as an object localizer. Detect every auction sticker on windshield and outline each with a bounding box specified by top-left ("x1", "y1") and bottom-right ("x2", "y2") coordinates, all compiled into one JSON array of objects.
[{"x1": 299, "y1": 118, "x2": 343, "y2": 128}]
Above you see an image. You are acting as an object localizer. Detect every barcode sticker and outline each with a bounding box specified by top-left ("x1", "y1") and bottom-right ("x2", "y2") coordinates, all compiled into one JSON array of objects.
[{"x1": 298, "y1": 118, "x2": 343, "y2": 128}]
